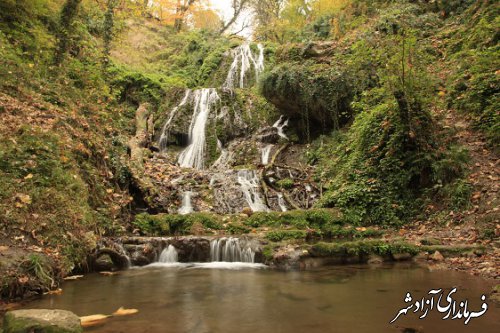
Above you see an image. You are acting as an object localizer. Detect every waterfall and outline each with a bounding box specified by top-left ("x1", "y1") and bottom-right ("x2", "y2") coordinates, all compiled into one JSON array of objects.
[
  {"x1": 159, "y1": 245, "x2": 178, "y2": 263},
  {"x1": 158, "y1": 90, "x2": 192, "y2": 152},
  {"x1": 211, "y1": 139, "x2": 229, "y2": 170},
  {"x1": 261, "y1": 145, "x2": 272, "y2": 165},
  {"x1": 273, "y1": 115, "x2": 289, "y2": 140},
  {"x1": 115, "y1": 243, "x2": 131, "y2": 268},
  {"x1": 237, "y1": 170, "x2": 269, "y2": 212},
  {"x1": 210, "y1": 238, "x2": 255, "y2": 263},
  {"x1": 277, "y1": 193, "x2": 288, "y2": 212},
  {"x1": 178, "y1": 191, "x2": 194, "y2": 215},
  {"x1": 178, "y1": 89, "x2": 220, "y2": 169},
  {"x1": 224, "y1": 43, "x2": 265, "y2": 89}
]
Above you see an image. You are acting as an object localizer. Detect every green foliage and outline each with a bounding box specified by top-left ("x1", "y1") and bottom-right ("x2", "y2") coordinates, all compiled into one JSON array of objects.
[
  {"x1": 109, "y1": 65, "x2": 165, "y2": 106},
  {"x1": 260, "y1": 61, "x2": 353, "y2": 139},
  {"x1": 23, "y1": 254, "x2": 54, "y2": 288},
  {"x1": 244, "y1": 209, "x2": 343, "y2": 230},
  {"x1": 266, "y1": 230, "x2": 307, "y2": 242},
  {"x1": 311, "y1": 240, "x2": 419, "y2": 257},
  {"x1": 321, "y1": 225, "x2": 384, "y2": 239},
  {"x1": 132, "y1": 213, "x2": 170, "y2": 236},
  {"x1": 276, "y1": 178, "x2": 294, "y2": 189},
  {"x1": 132, "y1": 212, "x2": 223, "y2": 236}
]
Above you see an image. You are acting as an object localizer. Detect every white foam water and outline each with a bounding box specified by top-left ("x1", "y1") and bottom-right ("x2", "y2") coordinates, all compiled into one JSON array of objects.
[
  {"x1": 159, "y1": 245, "x2": 178, "y2": 263},
  {"x1": 273, "y1": 115, "x2": 289, "y2": 140},
  {"x1": 178, "y1": 191, "x2": 194, "y2": 215},
  {"x1": 224, "y1": 43, "x2": 265, "y2": 89},
  {"x1": 277, "y1": 193, "x2": 288, "y2": 212},
  {"x1": 237, "y1": 170, "x2": 269, "y2": 212},
  {"x1": 210, "y1": 237, "x2": 255, "y2": 263},
  {"x1": 178, "y1": 88, "x2": 220, "y2": 169},
  {"x1": 261, "y1": 145, "x2": 273, "y2": 165}
]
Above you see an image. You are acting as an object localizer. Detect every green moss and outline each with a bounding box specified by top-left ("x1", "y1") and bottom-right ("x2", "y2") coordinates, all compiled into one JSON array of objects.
[
  {"x1": 132, "y1": 212, "x2": 223, "y2": 236},
  {"x1": 321, "y1": 225, "x2": 384, "y2": 239},
  {"x1": 311, "y1": 240, "x2": 419, "y2": 258},
  {"x1": 265, "y1": 230, "x2": 307, "y2": 242},
  {"x1": 244, "y1": 209, "x2": 343, "y2": 230},
  {"x1": 276, "y1": 178, "x2": 294, "y2": 189}
]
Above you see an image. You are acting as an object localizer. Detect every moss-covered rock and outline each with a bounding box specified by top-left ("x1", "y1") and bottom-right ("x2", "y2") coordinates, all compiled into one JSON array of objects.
[
  {"x1": 260, "y1": 61, "x2": 353, "y2": 140},
  {"x1": 3, "y1": 309, "x2": 82, "y2": 333}
]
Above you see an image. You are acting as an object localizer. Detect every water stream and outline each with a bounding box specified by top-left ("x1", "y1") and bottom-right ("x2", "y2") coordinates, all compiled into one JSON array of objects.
[
  {"x1": 178, "y1": 191, "x2": 194, "y2": 215},
  {"x1": 177, "y1": 88, "x2": 220, "y2": 170},
  {"x1": 26, "y1": 264, "x2": 499, "y2": 333},
  {"x1": 261, "y1": 144, "x2": 272, "y2": 165},
  {"x1": 158, "y1": 245, "x2": 179, "y2": 263},
  {"x1": 237, "y1": 170, "x2": 269, "y2": 212}
]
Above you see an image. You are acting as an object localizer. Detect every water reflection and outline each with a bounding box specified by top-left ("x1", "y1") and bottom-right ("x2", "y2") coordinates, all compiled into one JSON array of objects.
[{"x1": 27, "y1": 264, "x2": 499, "y2": 333}]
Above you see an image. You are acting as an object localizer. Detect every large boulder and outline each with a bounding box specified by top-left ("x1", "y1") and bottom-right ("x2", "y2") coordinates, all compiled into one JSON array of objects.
[{"x1": 3, "y1": 309, "x2": 82, "y2": 333}]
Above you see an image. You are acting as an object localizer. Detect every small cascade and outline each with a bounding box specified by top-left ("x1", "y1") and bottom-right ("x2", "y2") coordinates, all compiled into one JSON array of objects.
[
  {"x1": 115, "y1": 243, "x2": 132, "y2": 268},
  {"x1": 273, "y1": 116, "x2": 289, "y2": 140},
  {"x1": 237, "y1": 170, "x2": 269, "y2": 212},
  {"x1": 277, "y1": 193, "x2": 288, "y2": 212},
  {"x1": 178, "y1": 191, "x2": 194, "y2": 215},
  {"x1": 224, "y1": 43, "x2": 265, "y2": 89},
  {"x1": 178, "y1": 88, "x2": 220, "y2": 169},
  {"x1": 211, "y1": 139, "x2": 229, "y2": 170},
  {"x1": 159, "y1": 245, "x2": 178, "y2": 263},
  {"x1": 210, "y1": 238, "x2": 255, "y2": 263},
  {"x1": 159, "y1": 90, "x2": 192, "y2": 152},
  {"x1": 261, "y1": 145, "x2": 272, "y2": 165}
]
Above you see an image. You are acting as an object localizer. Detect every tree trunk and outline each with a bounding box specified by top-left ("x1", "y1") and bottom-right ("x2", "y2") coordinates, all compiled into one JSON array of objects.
[
  {"x1": 54, "y1": 0, "x2": 83, "y2": 65},
  {"x1": 128, "y1": 103, "x2": 157, "y2": 205}
]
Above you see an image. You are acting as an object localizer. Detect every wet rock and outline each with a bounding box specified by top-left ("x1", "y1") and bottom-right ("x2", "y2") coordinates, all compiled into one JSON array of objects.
[
  {"x1": 242, "y1": 207, "x2": 253, "y2": 217},
  {"x1": 257, "y1": 127, "x2": 280, "y2": 144},
  {"x1": 392, "y1": 253, "x2": 412, "y2": 261},
  {"x1": 430, "y1": 250, "x2": 445, "y2": 261},
  {"x1": 3, "y1": 309, "x2": 83, "y2": 333},
  {"x1": 93, "y1": 254, "x2": 115, "y2": 272},
  {"x1": 413, "y1": 252, "x2": 429, "y2": 260},
  {"x1": 367, "y1": 254, "x2": 384, "y2": 264},
  {"x1": 130, "y1": 252, "x2": 151, "y2": 266}
]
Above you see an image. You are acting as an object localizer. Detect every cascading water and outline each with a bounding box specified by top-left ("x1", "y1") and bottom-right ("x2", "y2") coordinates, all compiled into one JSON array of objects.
[
  {"x1": 178, "y1": 191, "x2": 194, "y2": 215},
  {"x1": 273, "y1": 116, "x2": 289, "y2": 140},
  {"x1": 159, "y1": 245, "x2": 178, "y2": 263},
  {"x1": 237, "y1": 170, "x2": 269, "y2": 212},
  {"x1": 277, "y1": 193, "x2": 288, "y2": 212},
  {"x1": 224, "y1": 43, "x2": 265, "y2": 90},
  {"x1": 261, "y1": 145, "x2": 272, "y2": 165},
  {"x1": 210, "y1": 238, "x2": 255, "y2": 263},
  {"x1": 177, "y1": 88, "x2": 220, "y2": 169}
]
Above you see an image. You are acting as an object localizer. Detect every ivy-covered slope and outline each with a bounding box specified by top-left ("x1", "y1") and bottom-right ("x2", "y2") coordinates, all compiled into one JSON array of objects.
[{"x1": 259, "y1": 0, "x2": 497, "y2": 226}]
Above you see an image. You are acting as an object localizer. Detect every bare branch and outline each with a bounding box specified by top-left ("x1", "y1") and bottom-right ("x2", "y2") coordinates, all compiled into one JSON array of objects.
[{"x1": 219, "y1": 0, "x2": 251, "y2": 34}]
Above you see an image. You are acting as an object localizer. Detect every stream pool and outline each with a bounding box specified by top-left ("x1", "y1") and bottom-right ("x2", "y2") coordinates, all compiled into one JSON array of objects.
[{"x1": 27, "y1": 263, "x2": 499, "y2": 333}]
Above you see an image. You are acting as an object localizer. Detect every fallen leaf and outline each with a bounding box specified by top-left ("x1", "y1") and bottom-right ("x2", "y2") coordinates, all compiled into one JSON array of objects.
[
  {"x1": 44, "y1": 288, "x2": 63, "y2": 295},
  {"x1": 113, "y1": 307, "x2": 139, "y2": 316},
  {"x1": 80, "y1": 314, "x2": 111, "y2": 328},
  {"x1": 0, "y1": 245, "x2": 9, "y2": 252},
  {"x1": 24, "y1": 173, "x2": 33, "y2": 180},
  {"x1": 18, "y1": 276, "x2": 29, "y2": 284}
]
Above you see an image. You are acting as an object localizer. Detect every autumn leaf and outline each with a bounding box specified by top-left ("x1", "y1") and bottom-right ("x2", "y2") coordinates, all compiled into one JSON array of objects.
[
  {"x1": 113, "y1": 307, "x2": 139, "y2": 316},
  {"x1": 80, "y1": 314, "x2": 111, "y2": 328},
  {"x1": 43, "y1": 288, "x2": 63, "y2": 295}
]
